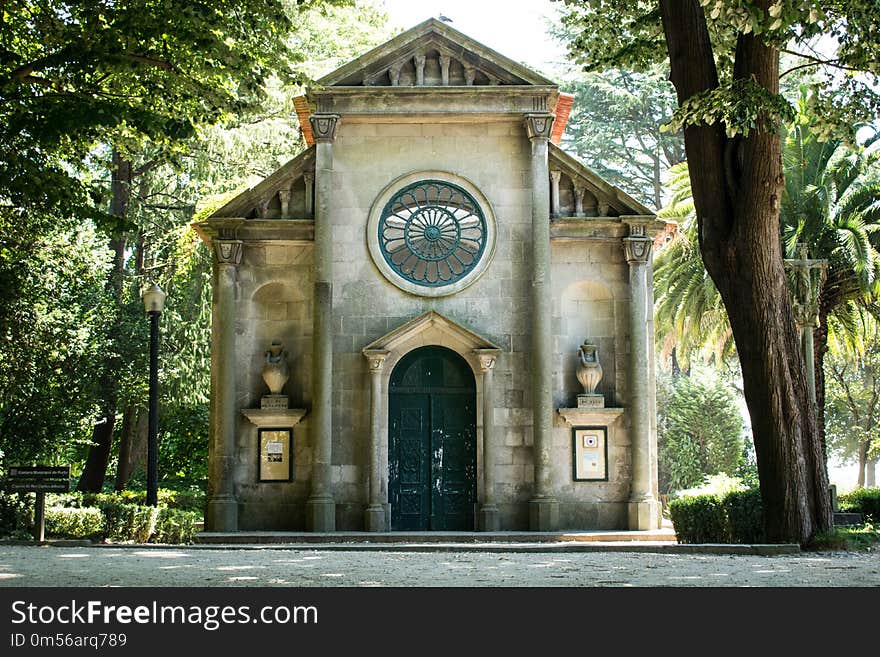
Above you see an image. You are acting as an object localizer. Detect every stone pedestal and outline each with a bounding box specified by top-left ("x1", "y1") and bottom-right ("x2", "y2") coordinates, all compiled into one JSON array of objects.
[
  {"x1": 529, "y1": 498, "x2": 559, "y2": 532},
  {"x1": 577, "y1": 394, "x2": 605, "y2": 409},
  {"x1": 365, "y1": 505, "x2": 386, "y2": 532},
  {"x1": 260, "y1": 395, "x2": 289, "y2": 410},
  {"x1": 628, "y1": 500, "x2": 661, "y2": 531},
  {"x1": 480, "y1": 505, "x2": 501, "y2": 532}
]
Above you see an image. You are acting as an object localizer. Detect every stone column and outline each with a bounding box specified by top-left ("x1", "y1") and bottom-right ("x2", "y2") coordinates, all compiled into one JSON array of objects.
[
  {"x1": 475, "y1": 349, "x2": 502, "y2": 531},
  {"x1": 206, "y1": 239, "x2": 242, "y2": 532},
  {"x1": 573, "y1": 184, "x2": 585, "y2": 217},
  {"x1": 307, "y1": 112, "x2": 340, "y2": 532},
  {"x1": 524, "y1": 111, "x2": 559, "y2": 531},
  {"x1": 550, "y1": 170, "x2": 562, "y2": 218},
  {"x1": 414, "y1": 54, "x2": 426, "y2": 86},
  {"x1": 439, "y1": 55, "x2": 451, "y2": 86},
  {"x1": 303, "y1": 172, "x2": 314, "y2": 218},
  {"x1": 278, "y1": 189, "x2": 291, "y2": 218},
  {"x1": 623, "y1": 222, "x2": 659, "y2": 530},
  {"x1": 363, "y1": 349, "x2": 389, "y2": 532}
]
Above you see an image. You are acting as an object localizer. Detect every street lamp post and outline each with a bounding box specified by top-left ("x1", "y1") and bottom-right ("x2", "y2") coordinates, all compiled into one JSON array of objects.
[{"x1": 141, "y1": 283, "x2": 166, "y2": 507}]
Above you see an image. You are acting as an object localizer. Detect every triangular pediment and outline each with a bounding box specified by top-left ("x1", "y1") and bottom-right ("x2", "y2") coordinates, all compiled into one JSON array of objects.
[
  {"x1": 363, "y1": 311, "x2": 502, "y2": 354},
  {"x1": 209, "y1": 146, "x2": 316, "y2": 220},
  {"x1": 549, "y1": 143, "x2": 654, "y2": 217},
  {"x1": 318, "y1": 18, "x2": 555, "y2": 88}
]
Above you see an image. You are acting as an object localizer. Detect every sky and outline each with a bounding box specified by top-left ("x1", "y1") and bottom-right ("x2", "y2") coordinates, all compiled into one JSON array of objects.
[{"x1": 376, "y1": 0, "x2": 568, "y2": 75}]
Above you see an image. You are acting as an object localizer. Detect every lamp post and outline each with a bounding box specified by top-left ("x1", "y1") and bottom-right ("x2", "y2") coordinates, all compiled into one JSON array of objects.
[{"x1": 141, "y1": 282, "x2": 166, "y2": 507}]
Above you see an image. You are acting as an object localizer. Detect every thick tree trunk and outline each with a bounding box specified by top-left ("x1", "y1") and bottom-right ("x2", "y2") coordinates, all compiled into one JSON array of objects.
[
  {"x1": 114, "y1": 404, "x2": 137, "y2": 491},
  {"x1": 867, "y1": 457, "x2": 876, "y2": 488},
  {"x1": 78, "y1": 150, "x2": 131, "y2": 492},
  {"x1": 813, "y1": 303, "x2": 830, "y2": 474},
  {"x1": 857, "y1": 441, "x2": 868, "y2": 488},
  {"x1": 660, "y1": 0, "x2": 832, "y2": 544}
]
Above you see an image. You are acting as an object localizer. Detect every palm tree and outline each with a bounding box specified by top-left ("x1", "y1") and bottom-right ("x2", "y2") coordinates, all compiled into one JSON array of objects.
[
  {"x1": 780, "y1": 92, "x2": 880, "y2": 460},
  {"x1": 654, "y1": 91, "x2": 880, "y2": 463}
]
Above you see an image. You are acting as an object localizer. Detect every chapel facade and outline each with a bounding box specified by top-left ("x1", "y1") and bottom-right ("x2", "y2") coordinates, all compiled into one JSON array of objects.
[{"x1": 196, "y1": 19, "x2": 663, "y2": 533}]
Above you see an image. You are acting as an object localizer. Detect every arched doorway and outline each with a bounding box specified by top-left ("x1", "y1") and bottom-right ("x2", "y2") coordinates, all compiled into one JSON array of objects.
[{"x1": 388, "y1": 345, "x2": 477, "y2": 530}]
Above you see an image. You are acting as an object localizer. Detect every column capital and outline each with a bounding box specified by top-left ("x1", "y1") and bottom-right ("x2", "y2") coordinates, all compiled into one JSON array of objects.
[
  {"x1": 214, "y1": 240, "x2": 242, "y2": 267},
  {"x1": 473, "y1": 348, "x2": 501, "y2": 373},
  {"x1": 623, "y1": 236, "x2": 652, "y2": 265},
  {"x1": 550, "y1": 169, "x2": 562, "y2": 183},
  {"x1": 523, "y1": 112, "x2": 555, "y2": 142},
  {"x1": 363, "y1": 348, "x2": 391, "y2": 371},
  {"x1": 309, "y1": 113, "x2": 341, "y2": 142}
]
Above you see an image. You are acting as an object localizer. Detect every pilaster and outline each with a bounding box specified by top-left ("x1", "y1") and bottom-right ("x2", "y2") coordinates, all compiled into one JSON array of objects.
[
  {"x1": 206, "y1": 239, "x2": 242, "y2": 532},
  {"x1": 623, "y1": 221, "x2": 659, "y2": 530},
  {"x1": 307, "y1": 112, "x2": 340, "y2": 532},
  {"x1": 475, "y1": 348, "x2": 502, "y2": 531},
  {"x1": 524, "y1": 111, "x2": 559, "y2": 531},
  {"x1": 363, "y1": 349, "x2": 390, "y2": 532}
]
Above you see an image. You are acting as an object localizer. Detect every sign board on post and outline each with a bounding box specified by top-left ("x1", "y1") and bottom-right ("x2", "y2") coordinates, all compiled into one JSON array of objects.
[{"x1": 7, "y1": 466, "x2": 70, "y2": 543}]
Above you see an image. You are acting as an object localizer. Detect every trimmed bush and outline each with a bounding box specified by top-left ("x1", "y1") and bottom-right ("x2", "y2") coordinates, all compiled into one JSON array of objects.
[
  {"x1": 723, "y1": 488, "x2": 765, "y2": 543},
  {"x1": 668, "y1": 494, "x2": 727, "y2": 543},
  {"x1": 150, "y1": 508, "x2": 199, "y2": 544},
  {"x1": 99, "y1": 503, "x2": 158, "y2": 543},
  {"x1": 45, "y1": 507, "x2": 104, "y2": 540},
  {"x1": 838, "y1": 488, "x2": 880, "y2": 522},
  {"x1": 0, "y1": 491, "x2": 33, "y2": 539}
]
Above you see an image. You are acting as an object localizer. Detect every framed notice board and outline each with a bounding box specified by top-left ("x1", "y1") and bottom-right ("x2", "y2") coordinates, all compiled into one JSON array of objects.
[
  {"x1": 258, "y1": 428, "x2": 293, "y2": 482},
  {"x1": 572, "y1": 426, "x2": 608, "y2": 481}
]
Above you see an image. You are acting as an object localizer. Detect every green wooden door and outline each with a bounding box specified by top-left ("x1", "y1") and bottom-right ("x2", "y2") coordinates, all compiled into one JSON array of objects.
[{"x1": 389, "y1": 346, "x2": 476, "y2": 531}]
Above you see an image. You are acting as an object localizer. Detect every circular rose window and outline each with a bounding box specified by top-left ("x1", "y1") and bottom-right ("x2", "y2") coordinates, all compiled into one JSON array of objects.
[{"x1": 369, "y1": 174, "x2": 495, "y2": 296}]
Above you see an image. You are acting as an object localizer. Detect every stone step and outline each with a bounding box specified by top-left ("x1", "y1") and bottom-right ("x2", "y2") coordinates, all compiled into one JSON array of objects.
[
  {"x1": 833, "y1": 512, "x2": 864, "y2": 526},
  {"x1": 196, "y1": 529, "x2": 678, "y2": 545}
]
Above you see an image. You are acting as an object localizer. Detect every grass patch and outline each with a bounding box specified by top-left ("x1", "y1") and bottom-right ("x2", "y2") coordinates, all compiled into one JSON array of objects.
[{"x1": 806, "y1": 524, "x2": 880, "y2": 551}]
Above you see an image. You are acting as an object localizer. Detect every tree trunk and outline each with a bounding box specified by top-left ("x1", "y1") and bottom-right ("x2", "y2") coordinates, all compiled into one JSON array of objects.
[
  {"x1": 660, "y1": 0, "x2": 832, "y2": 544},
  {"x1": 77, "y1": 150, "x2": 131, "y2": 492},
  {"x1": 813, "y1": 293, "x2": 833, "y2": 474},
  {"x1": 857, "y1": 440, "x2": 868, "y2": 488},
  {"x1": 867, "y1": 457, "x2": 876, "y2": 488},
  {"x1": 114, "y1": 404, "x2": 137, "y2": 491}
]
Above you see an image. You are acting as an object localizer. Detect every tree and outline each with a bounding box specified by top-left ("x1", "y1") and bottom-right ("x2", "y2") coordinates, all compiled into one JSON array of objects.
[
  {"x1": 657, "y1": 366, "x2": 746, "y2": 494},
  {"x1": 825, "y1": 321, "x2": 880, "y2": 488},
  {"x1": 558, "y1": 67, "x2": 685, "y2": 209},
  {"x1": 559, "y1": 0, "x2": 880, "y2": 543}
]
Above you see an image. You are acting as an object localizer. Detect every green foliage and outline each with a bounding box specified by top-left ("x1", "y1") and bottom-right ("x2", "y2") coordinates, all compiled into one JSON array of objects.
[
  {"x1": 838, "y1": 488, "x2": 880, "y2": 522},
  {"x1": 44, "y1": 507, "x2": 105, "y2": 540},
  {"x1": 807, "y1": 524, "x2": 880, "y2": 551},
  {"x1": 558, "y1": 0, "x2": 880, "y2": 142},
  {"x1": 668, "y1": 495, "x2": 727, "y2": 543},
  {"x1": 657, "y1": 367, "x2": 746, "y2": 494},
  {"x1": 150, "y1": 507, "x2": 200, "y2": 545},
  {"x1": 48, "y1": 487, "x2": 205, "y2": 513},
  {"x1": 670, "y1": 488, "x2": 766, "y2": 543},
  {"x1": 0, "y1": 223, "x2": 113, "y2": 468},
  {"x1": 722, "y1": 488, "x2": 766, "y2": 543},
  {"x1": 0, "y1": 492, "x2": 33, "y2": 539},
  {"x1": 99, "y1": 502, "x2": 158, "y2": 543}
]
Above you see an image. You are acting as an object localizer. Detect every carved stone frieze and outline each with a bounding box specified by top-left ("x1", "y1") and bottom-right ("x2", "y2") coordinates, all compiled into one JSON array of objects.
[
  {"x1": 309, "y1": 113, "x2": 341, "y2": 142},
  {"x1": 214, "y1": 240, "x2": 243, "y2": 266}
]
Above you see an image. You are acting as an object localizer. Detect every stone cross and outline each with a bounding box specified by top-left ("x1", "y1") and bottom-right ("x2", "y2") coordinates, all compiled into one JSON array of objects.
[{"x1": 784, "y1": 242, "x2": 827, "y2": 408}]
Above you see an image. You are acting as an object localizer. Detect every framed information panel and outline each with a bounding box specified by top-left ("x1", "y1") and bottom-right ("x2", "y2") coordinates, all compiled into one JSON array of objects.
[
  {"x1": 572, "y1": 426, "x2": 608, "y2": 481},
  {"x1": 258, "y1": 428, "x2": 293, "y2": 482}
]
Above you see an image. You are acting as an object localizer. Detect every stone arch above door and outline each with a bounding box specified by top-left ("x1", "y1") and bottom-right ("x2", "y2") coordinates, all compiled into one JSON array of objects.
[{"x1": 360, "y1": 311, "x2": 501, "y2": 532}]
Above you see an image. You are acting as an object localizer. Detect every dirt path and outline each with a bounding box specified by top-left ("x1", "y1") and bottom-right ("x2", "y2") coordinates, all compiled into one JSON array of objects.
[{"x1": 1, "y1": 545, "x2": 878, "y2": 587}]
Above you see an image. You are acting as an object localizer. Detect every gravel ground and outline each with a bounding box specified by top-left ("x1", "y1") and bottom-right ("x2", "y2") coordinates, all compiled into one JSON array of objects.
[{"x1": 1, "y1": 545, "x2": 879, "y2": 587}]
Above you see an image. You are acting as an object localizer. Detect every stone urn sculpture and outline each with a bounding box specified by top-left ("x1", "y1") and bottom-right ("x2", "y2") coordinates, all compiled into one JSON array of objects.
[
  {"x1": 576, "y1": 342, "x2": 604, "y2": 408},
  {"x1": 261, "y1": 342, "x2": 289, "y2": 396}
]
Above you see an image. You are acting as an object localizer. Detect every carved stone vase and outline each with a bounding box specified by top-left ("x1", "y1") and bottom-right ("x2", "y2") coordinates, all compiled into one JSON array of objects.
[
  {"x1": 262, "y1": 342, "x2": 290, "y2": 395},
  {"x1": 576, "y1": 343, "x2": 603, "y2": 395}
]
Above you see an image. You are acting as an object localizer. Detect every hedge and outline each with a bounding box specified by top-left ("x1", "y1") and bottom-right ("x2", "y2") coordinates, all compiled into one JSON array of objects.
[
  {"x1": 150, "y1": 508, "x2": 199, "y2": 544},
  {"x1": 669, "y1": 488, "x2": 766, "y2": 543},
  {"x1": 838, "y1": 487, "x2": 880, "y2": 522},
  {"x1": 99, "y1": 503, "x2": 159, "y2": 543},
  {"x1": 45, "y1": 507, "x2": 105, "y2": 540},
  {"x1": 0, "y1": 492, "x2": 33, "y2": 539}
]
